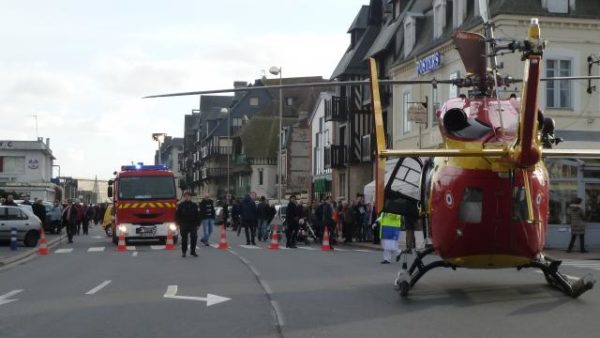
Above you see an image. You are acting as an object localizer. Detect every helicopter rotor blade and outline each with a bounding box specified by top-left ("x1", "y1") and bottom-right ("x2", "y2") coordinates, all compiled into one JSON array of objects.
[
  {"x1": 454, "y1": 32, "x2": 487, "y2": 81},
  {"x1": 542, "y1": 149, "x2": 600, "y2": 158},
  {"x1": 143, "y1": 79, "x2": 448, "y2": 99}
]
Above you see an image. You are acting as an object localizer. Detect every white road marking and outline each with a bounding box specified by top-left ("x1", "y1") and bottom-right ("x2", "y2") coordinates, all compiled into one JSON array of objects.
[
  {"x1": 333, "y1": 248, "x2": 348, "y2": 252},
  {"x1": 210, "y1": 244, "x2": 219, "y2": 248},
  {"x1": 132, "y1": 252, "x2": 138, "y2": 257},
  {"x1": 248, "y1": 265, "x2": 261, "y2": 277},
  {"x1": 85, "y1": 280, "x2": 112, "y2": 295},
  {"x1": 126, "y1": 246, "x2": 136, "y2": 251},
  {"x1": 297, "y1": 246, "x2": 316, "y2": 251},
  {"x1": 88, "y1": 247, "x2": 105, "y2": 252},
  {"x1": 151, "y1": 245, "x2": 164, "y2": 250},
  {"x1": 354, "y1": 249, "x2": 372, "y2": 253},
  {"x1": 93, "y1": 236, "x2": 103, "y2": 239},
  {"x1": 0, "y1": 289, "x2": 23, "y2": 306},
  {"x1": 163, "y1": 285, "x2": 230, "y2": 306},
  {"x1": 270, "y1": 300, "x2": 286, "y2": 327},
  {"x1": 240, "y1": 245, "x2": 261, "y2": 249},
  {"x1": 55, "y1": 248, "x2": 74, "y2": 254},
  {"x1": 259, "y1": 280, "x2": 273, "y2": 295}
]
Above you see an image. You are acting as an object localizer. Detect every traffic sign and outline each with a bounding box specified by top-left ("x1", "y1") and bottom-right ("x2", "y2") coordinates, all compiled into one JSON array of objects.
[{"x1": 408, "y1": 104, "x2": 427, "y2": 124}]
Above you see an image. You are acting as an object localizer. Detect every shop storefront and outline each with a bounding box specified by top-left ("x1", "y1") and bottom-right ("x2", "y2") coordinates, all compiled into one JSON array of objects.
[{"x1": 545, "y1": 159, "x2": 600, "y2": 249}]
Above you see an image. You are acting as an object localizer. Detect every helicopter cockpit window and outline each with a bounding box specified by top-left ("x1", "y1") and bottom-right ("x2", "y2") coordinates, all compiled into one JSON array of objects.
[
  {"x1": 459, "y1": 188, "x2": 483, "y2": 223},
  {"x1": 512, "y1": 187, "x2": 529, "y2": 222},
  {"x1": 383, "y1": 157, "x2": 422, "y2": 216}
]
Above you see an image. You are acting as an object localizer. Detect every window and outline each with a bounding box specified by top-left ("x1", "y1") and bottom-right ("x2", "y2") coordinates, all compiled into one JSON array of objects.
[
  {"x1": 286, "y1": 97, "x2": 294, "y2": 106},
  {"x1": 249, "y1": 97, "x2": 259, "y2": 106},
  {"x1": 258, "y1": 169, "x2": 264, "y2": 185},
  {"x1": 433, "y1": 0, "x2": 446, "y2": 39},
  {"x1": 339, "y1": 173, "x2": 346, "y2": 198},
  {"x1": 319, "y1": 117, "x2": 324, "y2": 132},
  {"x1": 0, "y1": 156, "x2": 25, "y2": 173},
  {"x1": 449, "y1": 71, "x2": 460, "y2": 98},
  {"x1": 544, "y1": 0, "x2": 570, "y2": 13},
  {"x1": 6, "y1": 207, "x2": 26, "y2": 220},
  {"x1": 453, "y1": 0, "x2": 466, "y2": 28},
  {"x1": 232, "y1": 117, "x2": 242, "y2": 127},
  {"x1": 432, "y1": 86, "x2": 440, "y2": 126},
  {"x1": 403, "y1": 92, "x2": 412, "y2": 134},
  {"x1": 459, "y1": 188, "x2": 483, "y2": 223},
  {"x1": 404, "y1": 17, "x2": 415, "y2": 57},
  {"x1": 546, "y1": 59, "x2": 572, "y2": 108}
]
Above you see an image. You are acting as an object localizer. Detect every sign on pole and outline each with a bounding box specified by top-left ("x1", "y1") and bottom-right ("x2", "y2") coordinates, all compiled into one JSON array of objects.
[{"x1": 408, "y1": 104, "x2": 427, "y2": 124}]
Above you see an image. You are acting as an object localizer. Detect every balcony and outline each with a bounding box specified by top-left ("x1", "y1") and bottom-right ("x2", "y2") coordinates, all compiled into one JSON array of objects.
[
  {"x1": 324, "y1": 145, "x2": 347, "y2": 169},
  {"x1": 201, "y1": 168, "x2": 229, "y2": 180},
  {"x1": 201, "y1": 146, "x2": 232, "y2": 159},
  {"x1": 324, "y1": 96, "x2": 349, "y2": 122}
]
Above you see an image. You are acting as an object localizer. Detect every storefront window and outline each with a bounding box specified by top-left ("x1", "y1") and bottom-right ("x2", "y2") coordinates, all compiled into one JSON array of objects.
[
  {"x1": 546, "y1": 159, "x2": 578, "y2": 179},
  {"x1": 585, "y1": 183, "x2": 600, "y2": 223},
  {"x1": 548, "y1": 181, "x2": 577, "y2": 224}
]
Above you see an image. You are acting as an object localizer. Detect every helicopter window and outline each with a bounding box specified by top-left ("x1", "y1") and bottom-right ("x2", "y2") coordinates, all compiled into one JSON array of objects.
[
  {"x1": 512, "y1": 187, "x2": 529, "y2": 222},
  {"x1": 459, "y1": 188, "x2": 482, "y2": 223}
]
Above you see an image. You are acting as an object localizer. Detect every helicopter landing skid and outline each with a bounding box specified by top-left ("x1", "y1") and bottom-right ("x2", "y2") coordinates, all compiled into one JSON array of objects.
[
  {"x1": 394, "y1": 246, "x2": 455, "y2": 297},
  {"x1": 521, "y1": 257, "x2": 596, "y2": 298}
]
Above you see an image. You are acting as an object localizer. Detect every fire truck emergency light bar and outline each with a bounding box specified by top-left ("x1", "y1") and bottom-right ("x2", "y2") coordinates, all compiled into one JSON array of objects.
[{"x1": 121, "y1": 163, "x2": 170, "y2": 171}]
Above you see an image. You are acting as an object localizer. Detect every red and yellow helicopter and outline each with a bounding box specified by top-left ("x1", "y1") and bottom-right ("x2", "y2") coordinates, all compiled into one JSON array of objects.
[{"x1": 146, "y1": 4, "x2": 600, "y2": 298}]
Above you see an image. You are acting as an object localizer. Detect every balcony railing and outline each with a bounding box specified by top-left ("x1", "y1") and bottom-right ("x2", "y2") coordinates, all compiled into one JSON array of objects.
[
  {"x1": 324, "y1": 145, "x2": 347, "y2": 169},
  {"x1": 201, "y1": 146, "x2": 232, "y2": 159},
  {"x1": 324, "y1": 96, "x2": 349, "y2": 122},
  {"x1": 201, "y1": 168, "x2": 229, "y2": 180}
]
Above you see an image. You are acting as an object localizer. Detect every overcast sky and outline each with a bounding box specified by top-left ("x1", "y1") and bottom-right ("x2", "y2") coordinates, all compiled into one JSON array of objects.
[{"x1": 0, "y1": 0, "x2": 367, "y2": 180}]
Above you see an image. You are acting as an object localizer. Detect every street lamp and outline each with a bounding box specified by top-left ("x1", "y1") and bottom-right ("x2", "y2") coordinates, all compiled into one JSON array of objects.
[
  {"x1": 152, "y1": 133, "x2": 167, "y2": 165},
  {"x1": 220, "y1": 108, "x2": 231, "y2": 197},
  {"x1": 269, "y1": 66, "x2": 283, "y2": 205}
]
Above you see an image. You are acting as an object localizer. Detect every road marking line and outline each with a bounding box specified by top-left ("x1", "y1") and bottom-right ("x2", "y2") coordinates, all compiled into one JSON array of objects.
[
  {"x1": 88, "y1": 247, "x2": 105, "y2": 252},
  {"x1": 210, "y1": 244, "x2": 219, "y2": 248},
  {"x1": 334, "y1": 248, "x2": 348, "y2": 252},
  {"x1": 249, "y1": 265, "x2": 261, "y2": 277},
  {"x1": 151, "y1": 245, "x2": 164, "y2": 250},
  {"x1": 240, "y1": 245, "x2": 261, "y2": 249},
  {"x1": 163, "y1": 285, "x2": 230, "y2": 306},
  {"x1": 132, "y1": 252, "x2": 138, "y2": 257},
  {"x1": 127, "y1": 246, "x2": 136, "y2": 251},
  {"x1": 0, "y1": 289, "x2": 23, "y2": 306},
  {"x1": 270, "y1": 300, "x2": 286, "y2": 327},
  {"x1": 259, "y1": 280, "x2": 272, "y2": 295},
  {"x1": 55, "y1": 248, "x2": 74, "y2": 254},
  {"x1": 93, "y1": 236, "x2": 103, "y2": 239},
  {"x1": 354, "y1": 249, "x2": 372, "y2": 253},
  {"x1": 85, "y1": 280, "x2": 112, "y2": 295},
  {"x1": 297, "y1": 247, "x2": 316, "y2": 251}
]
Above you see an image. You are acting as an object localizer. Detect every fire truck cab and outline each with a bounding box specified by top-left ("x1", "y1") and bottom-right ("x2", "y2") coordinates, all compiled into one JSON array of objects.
[{"x1": 108, "y1": 164, "x2": 178, "y2": 245}]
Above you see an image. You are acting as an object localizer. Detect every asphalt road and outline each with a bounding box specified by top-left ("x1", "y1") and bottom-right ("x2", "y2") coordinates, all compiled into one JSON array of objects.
[{"x1": 1, "y1": 225, "x2": 599, "y2": 338}]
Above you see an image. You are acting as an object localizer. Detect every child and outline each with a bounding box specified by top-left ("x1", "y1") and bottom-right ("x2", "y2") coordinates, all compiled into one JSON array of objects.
[{"x1": 373, "y1": 211, "x2": 402, "y2": 264}]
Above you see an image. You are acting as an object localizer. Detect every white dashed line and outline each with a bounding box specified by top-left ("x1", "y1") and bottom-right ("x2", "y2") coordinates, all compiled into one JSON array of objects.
[
  {"x1": 88, "y1": 247, "x2": 105, "y2": 252},
  {"x1": 210, "y1": 244, "x2": 219, "y2": 248},
  {"x1": 85, "y1": 280, "x2": 112, "y2": 295},
  {"x1": 150, "y1": 245, "x2": 164, "y2": 250},
  {"x1": 297, "y1": 246, "x2": 316, "y2": 251},
  {"x1": 353, "y1": 249, "x2": 373, "y2": 253},
  {"x1": 132, "y1": 251, "x2": 138, "y2": 257},
  {"x1": 126, "y1": 246, "x2": 136, "y2": 251},
  {"x1": 240, "y1": 245, "x2": 262, "y2": 249},
  {"x1": 55, "y1": 248, "x2": 74, "y2": 254}
]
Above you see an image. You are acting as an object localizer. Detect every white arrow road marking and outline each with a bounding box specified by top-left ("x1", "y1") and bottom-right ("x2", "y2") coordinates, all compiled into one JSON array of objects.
[
  {"x1": 86, "y1": 280, "x2": 112, "y2": 295},
  {"x1": 55, "y1": 248, "x2": 74, "y2": 253},
  {"x1": 88, "y1": 247, "x2": 105, "y2": 252},
  {"x1": 0, "y1": 289, "x2": 23, "y2": 306},
  {"x1": 163, "y1": 285, "x2": 230, "y2": 307}
]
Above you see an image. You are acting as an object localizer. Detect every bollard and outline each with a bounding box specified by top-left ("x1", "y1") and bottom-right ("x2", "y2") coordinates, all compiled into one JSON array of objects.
[{"x1": 10, "y1": 227, "x2": 18, "y2": 251}]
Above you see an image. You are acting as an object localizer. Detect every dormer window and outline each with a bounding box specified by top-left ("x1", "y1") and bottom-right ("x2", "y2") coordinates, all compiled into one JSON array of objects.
[
  {"x1": 404, "y1": 16, "x2": 416, "y2": 58},
  {"x1": 453, "y1": 0, "x2": 466, "y2": 28},
  {"x1": 433, "y1": 0, "x2": 446, "y2": 39},
  {"x1": 249, "y1": 97, "x2": 259, "y2": 106},
  {"x1": 542, "y1": 0, "x2": 574, "y2": 13}
]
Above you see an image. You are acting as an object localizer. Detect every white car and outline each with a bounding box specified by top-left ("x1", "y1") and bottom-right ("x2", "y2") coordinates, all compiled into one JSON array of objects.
[{"x1": 0, "y1": 205, "x2": 43, "y2": 247}]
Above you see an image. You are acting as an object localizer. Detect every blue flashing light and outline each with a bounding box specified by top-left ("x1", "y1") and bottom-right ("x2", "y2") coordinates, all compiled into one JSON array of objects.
[{"x1": 121, "y1": 164, "x2": 170, "y2": 171}]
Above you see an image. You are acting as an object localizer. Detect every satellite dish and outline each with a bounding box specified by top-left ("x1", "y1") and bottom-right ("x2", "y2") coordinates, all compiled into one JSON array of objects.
[{"x1": 479, "y1": 0, "x2": 489, "y2": 23}]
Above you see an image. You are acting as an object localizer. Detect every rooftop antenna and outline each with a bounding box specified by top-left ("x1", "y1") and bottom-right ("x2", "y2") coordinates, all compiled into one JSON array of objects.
[{"x1": 29, "y1": 114, "x2": 39, "y2": 139}]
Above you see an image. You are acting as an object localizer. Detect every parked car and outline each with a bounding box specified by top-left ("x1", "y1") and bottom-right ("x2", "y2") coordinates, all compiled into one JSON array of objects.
[{"x1": 0, "y1": 205, "x2": 42, "y2": 247}]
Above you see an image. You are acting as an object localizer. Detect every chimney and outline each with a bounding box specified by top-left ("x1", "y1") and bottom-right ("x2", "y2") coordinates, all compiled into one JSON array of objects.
[
  {"x1": 234, "y1": 81, "x2": 248, "y2": 99},
  {"x1": 46, "y1": 138, "x2": 50, "y2": 148}
]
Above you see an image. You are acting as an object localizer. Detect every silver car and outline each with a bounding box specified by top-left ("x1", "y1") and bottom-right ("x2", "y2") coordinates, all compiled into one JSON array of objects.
[{"x1": 0, "y1": 205, "x2": 42, "y2": 247}]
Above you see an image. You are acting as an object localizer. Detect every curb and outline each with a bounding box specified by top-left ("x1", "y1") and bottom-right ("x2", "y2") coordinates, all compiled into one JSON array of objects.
[{"x1": 0, "y1": 234, "x2": 65, "y2": 271}]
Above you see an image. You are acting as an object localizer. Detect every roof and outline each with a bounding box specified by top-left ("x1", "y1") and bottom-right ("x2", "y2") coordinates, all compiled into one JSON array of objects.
[
  {"x1": 348, "y1": 5, "x2": 370, "y2": 32},
  {"x1": 239, "y1": 114, "x2": 293, "y2": 158},
  {"x1": 365, "y1": 17, "x2": 403, "y2": 59},
  {"x1": 331, "y1": 25, "x2": 381, "y2": 79}
]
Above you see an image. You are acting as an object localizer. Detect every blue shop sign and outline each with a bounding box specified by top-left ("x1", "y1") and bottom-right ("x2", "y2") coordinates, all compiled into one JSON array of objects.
[{"x1": 416, "y1": 52, "x2": 442, "y2": 75}]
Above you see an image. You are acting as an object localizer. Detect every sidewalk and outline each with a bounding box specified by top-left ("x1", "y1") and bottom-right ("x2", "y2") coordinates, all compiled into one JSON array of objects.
[
  {"x1": 345, "y1": 231, "x2": 600, "y2": 261},
  {"x1": 0, "y1": 233, "x2": 65, "y2": 268}
]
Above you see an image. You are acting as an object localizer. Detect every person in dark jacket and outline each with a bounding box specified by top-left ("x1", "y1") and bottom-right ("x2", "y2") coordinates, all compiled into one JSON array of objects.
[
  {"x1": 320, "y1": 196, "x2": 335, "y2": 250},
  {"x1": 62, "y1": 201, "x2": 79, "y2": 243},
  {"x1": 567, "y1": 197, "x2": 588, "y2": 253},
  {"x1": 2, "y1": 194, "x2": 18, "y2": 206},
  {"x1": 256, "y1": 196, "x2": 270, "y2": 242},
  {"x1": 175, "y1": 192, "x2": 200, "y2": 257},
  {"x1": 199, "y1": 193, "x2": 216, "y2": 246},
  {"x1": 32, "y1": 199, "x2": 47, "y2": 229},
  {"x1": 240, "y1": 193, "x2": 258, "y2": 245},
  {"x1": 83, "y1": 204, "x2": 94, "y2": 235},
  {"x1": 285, "y1": 195, "x2": 301, "y2": 248}
]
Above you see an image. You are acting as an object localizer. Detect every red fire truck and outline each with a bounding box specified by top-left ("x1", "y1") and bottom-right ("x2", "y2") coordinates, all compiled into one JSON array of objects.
[{"x1": 108, "y1": 164, "x2": 178, "y2": 245}]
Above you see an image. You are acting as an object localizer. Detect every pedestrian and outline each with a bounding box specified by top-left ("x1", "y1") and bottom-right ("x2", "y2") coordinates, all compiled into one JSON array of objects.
[
  {"x1": 374, "y1": 211, "x2": 403, "y2": 264},
  {"x1": 240, "y1": 193, "x2": 258, "y2": 245},
  {"x1": 62, "y1": 201, "x2": 79, "y2": 243},
  {"x1": 83, "y1": 204, "x2": 94, "y2": 235},
  {"x1": 2, "y1": 194, "x2": 17, "y2": 206},
  {"x1": 32, "y1": 199, "x2": 47, "y2": 230},
  {"x1": 567, "y1": 197, "x2": 588, "y2": 253},
  {"x1": 74, "y1": 201, "x2": 84, "y2": 235},
  {"x1": 48, "y1": 200, "x2": 63, "y2": 234},
  {"x1": 285, "y1": 195, "x2": 301, "y2": 248},
  {"x1": 232, "y1": 198, "x2": 242, "y2": 234},
  {"x1": 353, "y1": 193, "x2": 367, "y2": 242},
  {"x1": 320, "y1": 195, "x2": 335, "y2": 250},
  {"x1": 342, "y1": 201, "x2": 355, "y2": 243},
  {"x1": 403, "y1": 213, "x2": 418, "y2": 253},
  {"x1": 175, "y1": 192, "x2": 200, "y2": 257},
  {"x1": 257, "y1": 196, "x2": 270, "y2": 242},
  {"x1": 199, "y1": 193, "x2": 216, "y2": 246}
]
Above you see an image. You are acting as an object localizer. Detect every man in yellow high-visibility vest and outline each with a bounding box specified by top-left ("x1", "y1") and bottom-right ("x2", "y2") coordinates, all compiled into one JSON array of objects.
[{"x1": 373, "y1": 212, "x2": 403, "y2": 264}]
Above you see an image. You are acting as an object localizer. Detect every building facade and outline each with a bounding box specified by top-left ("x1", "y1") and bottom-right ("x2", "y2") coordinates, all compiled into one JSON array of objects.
[
  {"x1": 309, "y1": 92, "x2": 335, "y2": 202},
  {"x1": 0, "y1": 138, "x2": 57, "y2": 201}
]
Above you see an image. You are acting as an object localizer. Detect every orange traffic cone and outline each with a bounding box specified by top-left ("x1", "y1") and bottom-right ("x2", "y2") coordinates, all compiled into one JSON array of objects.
[
  {"x1": 165, "y1": 228, "x2": 175, "y2": 250},
  {"x1": 268, "y1": 225, "x2": 280, "y2": 250},
  {"x1": 217, "y1": 224, "x2": 229, "y2": 250},
  {"x1": 116, "y1": 228, "x2": 127, "y2": 252},
  {"x1": 321, "y1": 227, "x2": 332, "y2": 252},
  {"x1": 38, "y1": 228, "x2": 49, "y2": 255}
]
